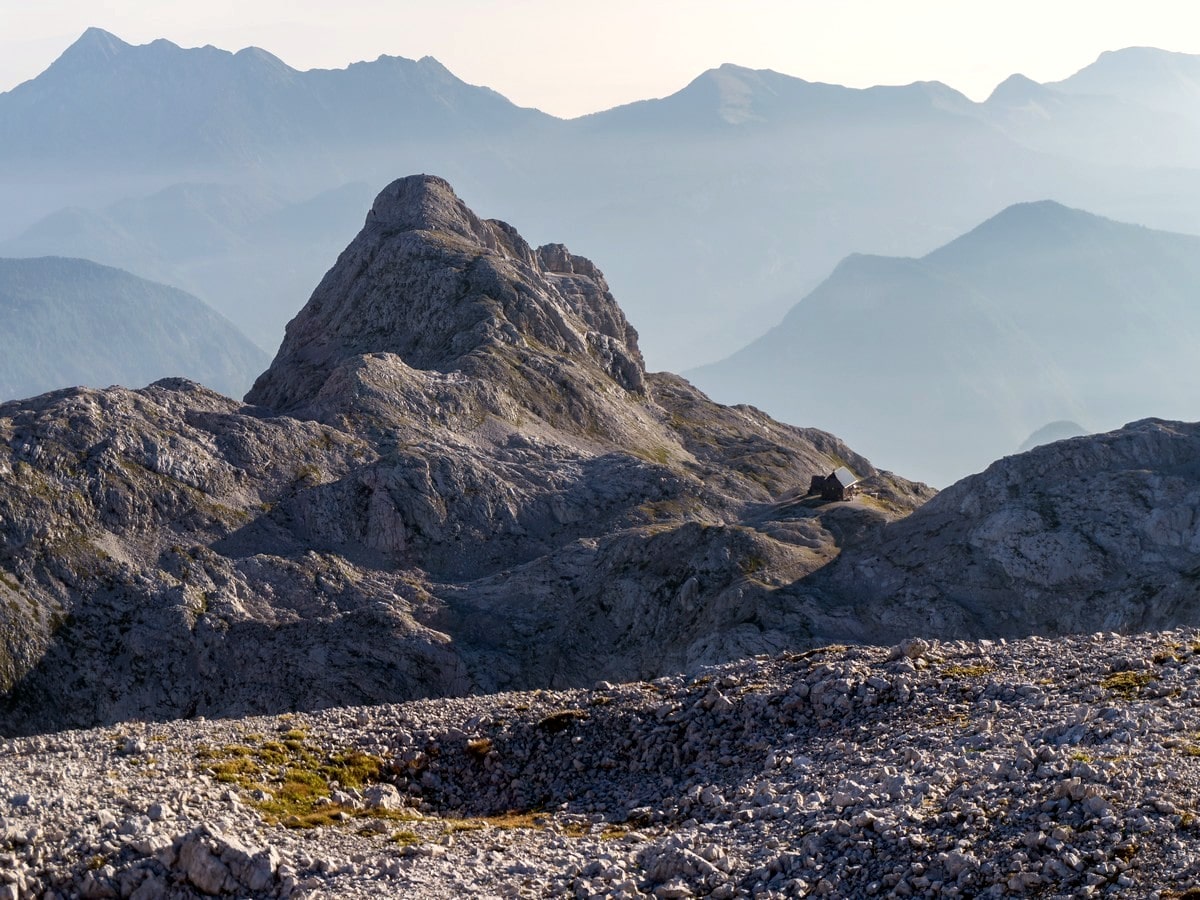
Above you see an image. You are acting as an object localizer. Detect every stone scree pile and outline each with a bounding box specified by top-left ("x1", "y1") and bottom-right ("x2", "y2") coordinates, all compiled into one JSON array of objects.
[{"x1": 4, "y1": 629, "x2": 1200, "y2": 897}]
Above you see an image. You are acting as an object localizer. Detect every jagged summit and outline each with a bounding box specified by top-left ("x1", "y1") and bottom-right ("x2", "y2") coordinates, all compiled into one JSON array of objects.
[
  {"x1": 0, "y1": 173, "x2": 924, "y2": 735},
  {"x1": 44, "y1": 27, "x2": 130, "y2": 75},
  {"x1": 363, "y1": 174, "x2": 499, "y2": 244},
  {"x1": 72, "y1": 27, "x2": 128, "y2": 52},
  {"x1": 246, "y1": 174, "x2": 645, "y2": 423}
]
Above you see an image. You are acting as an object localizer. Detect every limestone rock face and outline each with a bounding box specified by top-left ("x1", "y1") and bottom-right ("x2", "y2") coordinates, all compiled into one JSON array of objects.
[
  {"x1": 246, "y1": 174, "x2": 645, "y2": 424},
  {"x1": 820, "y1": 418, "x2": 1200, "y2": 638},
  {"x1": 0, "y1": 380, "x2": 470, "y2": 734},
  {"x1": 0, "y1": 176, "x2": 927, "y2": 735},
  {"x1": 5, "y1": 174, "x2": 1199, "y2": 738}
]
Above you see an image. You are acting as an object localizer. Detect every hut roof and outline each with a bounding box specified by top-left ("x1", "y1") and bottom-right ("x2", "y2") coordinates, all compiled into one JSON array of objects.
[{"x1": 830, "y1": 466, "x2": 859, "y2": 489}]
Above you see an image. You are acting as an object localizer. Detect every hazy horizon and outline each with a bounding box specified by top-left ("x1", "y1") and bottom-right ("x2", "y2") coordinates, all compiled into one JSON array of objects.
[{"x1": 2, "y1": 1, "x2": 1199, "y2": 118}]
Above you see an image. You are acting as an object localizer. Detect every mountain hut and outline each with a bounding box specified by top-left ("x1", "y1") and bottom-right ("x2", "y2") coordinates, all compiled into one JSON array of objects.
[{"x1": 819, "y1": 466, "x2": 860, "y2": 501}]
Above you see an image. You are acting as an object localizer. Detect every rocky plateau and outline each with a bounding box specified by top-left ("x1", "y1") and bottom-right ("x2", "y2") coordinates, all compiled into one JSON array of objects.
[
  {"x1": 3, "y1": 174, "x2": 1200, "y2": 898},
  {"x1": 6, "y1": 630, "x2": 1200, "y2": 898},
  {"x1": 0, "y1": 174, "x2": 926, "y2": 737}
]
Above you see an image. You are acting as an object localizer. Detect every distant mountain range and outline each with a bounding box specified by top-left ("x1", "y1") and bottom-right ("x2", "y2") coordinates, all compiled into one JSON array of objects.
[
  {"x1": 688, "y1": 202, "x2": 1200, "y2": 486},
  {"x1": 1050, "y1": 46, "x2": 1200, "y2": 121},
  {"x1": 0, "y1": 181, "x2": 375, "y2": 351},
  {"x1": 1018, "y1": 420, "x2": 1087, "y2": 453},
  {"x1": 1, "y1": 31, "x2": 1198, "y2": 371},
  {"x1": 0, "y1": 27, "x2": 550, "y2": 174},
  {"x1": 0, "y1": 256, "x2": 268, "y2": 400}
]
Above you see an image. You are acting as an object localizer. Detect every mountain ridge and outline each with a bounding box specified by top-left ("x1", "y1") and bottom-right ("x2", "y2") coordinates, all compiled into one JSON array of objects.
[
  {"x1": 1051, "y1": 45, "x2": 1200, "y2": 118},
  {"x1": 574, "y1": 62, "x2": 978, "y2": 131},
  {"x1": 13, "y1": 31, "x2": 1200, "y2": 122},
  {"x1": 688, "y1": 200, "x2": 1200, "y2": 486},
  {"x1": 4, "y1": 31, "x2": 1200, "y2": 372},
  {"x1": 0, "y1": 255, "x2": 269, "y2": 401},
  {"x1": 818, "y1": 416, "x2": 1200, "y2": 640},
  {"x1": 0, "y1": 28, "x2": 553, "y2": 174},
  {"x1": 0, "y1": 175, "x2": 928, "y2": 736}
]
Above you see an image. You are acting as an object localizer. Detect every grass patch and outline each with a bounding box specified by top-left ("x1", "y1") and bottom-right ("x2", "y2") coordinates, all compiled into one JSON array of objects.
[
  {"x1": 485, "y1": 811, "x2": 543, "y2": 829},
  {"x1": 208, "y1": 756, "x2": 260, "y2": 784},
  {"x1": 942, "y1": 664, "x2": 995, "y2": 679},
  {"x1": 1100, "y1": 670, "x2": 1155, "y2": 700},
  {"x1": 440, "y1": 812, "x2": 545, "y2": 835},
  {"x1": 1114, "y1": 842, "x2": 1139, "y2": 861},
  {"x1": 195, "y1": 735, "x2": 388, "y2": 829},
  {"x1": 537, "y1": 710, "x2": 588, "y2": 733},
  {"x1": 323, "y1": 749, "x2": 383, "y2": 788},
  {"x1": 739, "y1": 555, "x2": 766, "y2": 576},
  {"x1": 294, "y1": 464, "x2": 322, "y2": 486},
  {"x1": 465, "y1": 738, "x2": 493, "y2": 757},
  {"x1": 631, "y1": 446, "x2": 671, "y2": 466},
  {"x1": 441, "y1": 819, "x2": 486, "y2": 834}
]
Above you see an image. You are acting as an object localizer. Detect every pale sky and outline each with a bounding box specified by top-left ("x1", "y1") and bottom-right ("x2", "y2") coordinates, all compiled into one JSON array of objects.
[{"x1": 1, "y1": 1, "x2": 1198, "y2": 117}]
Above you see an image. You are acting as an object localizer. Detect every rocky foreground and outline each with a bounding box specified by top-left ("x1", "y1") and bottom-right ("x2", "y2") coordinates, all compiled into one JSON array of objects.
[{"x1": 6, "y1": 628, "x2": 1200, "y2": 898}]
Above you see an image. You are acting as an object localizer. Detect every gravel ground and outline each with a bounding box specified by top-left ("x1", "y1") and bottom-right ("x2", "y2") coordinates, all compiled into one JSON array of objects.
[{"x1": 6, "y1": 628, "x2": 1200, "y2": 898}]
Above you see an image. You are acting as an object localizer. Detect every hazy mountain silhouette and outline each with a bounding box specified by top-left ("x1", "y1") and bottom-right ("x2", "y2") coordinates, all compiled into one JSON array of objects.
[
  {"x1": 1052, "y1": 47, "x2": 1200, "y2": 121},
  {"x1": 573, "y1": 63, "x2": 977, "y2": 131},
  {"x1": 1018, "y1": 420, "x2": 1088, "y2": 452},
  {"x1": 0, "y1": 257, "x2": 268, "y2": 400},
  {"x1": 510, "y1": 60, "x2": 1162, "y2": 366},
  {"x1": 0, "y1": 181, "x2": 376, "y2": 350},
  {"x1": 2, "y1": 33, "x2": 1199, "y2": 369},
  {"x1": 688, "y1": 202, "x2": 1200, "y2": 486},
  {"x1": 0, "y1": 27, "x2": 552, "y2": 174},
  {"x1": 984, "y1": 61, "x2": 1200, "y2": 169}
]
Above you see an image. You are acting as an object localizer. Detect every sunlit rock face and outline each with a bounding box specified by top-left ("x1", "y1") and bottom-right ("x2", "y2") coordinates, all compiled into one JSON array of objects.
[{"x1": 0, "y1": 175, "x2": 924, "y2": 735}]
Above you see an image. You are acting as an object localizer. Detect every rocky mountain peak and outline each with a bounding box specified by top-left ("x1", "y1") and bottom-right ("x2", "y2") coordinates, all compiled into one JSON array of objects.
[
  {"x1": 43, "y1": 27, "x2": 130, "y2": 76},
  {"x1": 0, "y1": 172, "x2": 928, "y2": 736},
  {"x1": 364, "y1": 174, "x2": 494, "y2": 246},
  {"x1": 246, "y1": 174, "x2": 645, "y2": 424}
]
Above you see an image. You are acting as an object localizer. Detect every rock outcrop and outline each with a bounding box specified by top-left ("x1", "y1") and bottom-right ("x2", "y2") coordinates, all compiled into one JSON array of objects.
[
  {"x1": 247, "y1": 175, "x2": 645, "y2": 420},
  {"x1": 0, "y1": 175, "x2": 927, "y2": 735},
  {"x1": 818, "y1": 417, "x2": 1200, "y2": 638}
]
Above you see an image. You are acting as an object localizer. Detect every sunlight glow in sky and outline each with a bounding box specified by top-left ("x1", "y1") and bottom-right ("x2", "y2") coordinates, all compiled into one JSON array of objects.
[{"x1": 1, "y1": 0, "x2": 1198, "y2": 117}]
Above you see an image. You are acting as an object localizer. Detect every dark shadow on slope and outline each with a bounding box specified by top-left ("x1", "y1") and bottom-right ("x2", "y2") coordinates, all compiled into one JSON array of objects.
[{"x1": 211, "y1": 450, "x2": 697, "y2": 582}]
